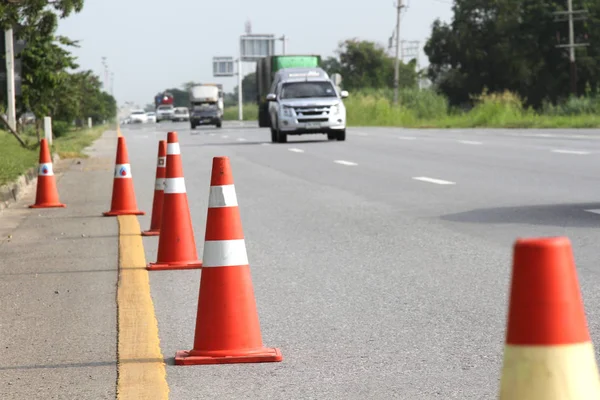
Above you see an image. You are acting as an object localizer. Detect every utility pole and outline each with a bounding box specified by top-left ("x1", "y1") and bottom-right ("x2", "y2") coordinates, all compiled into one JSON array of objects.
[
  {"x1": 393, "y1": 0, "x2": 404, "y2": 106},
  {"x1": 279, "y1": 35, "x2": 287, "y2": 55},
  {"x1": 554, "y1": 0, "x2": 588, "y2": 96},
  {"x1": 5, "y1": 27, "x2": 16, "y2": 132}
]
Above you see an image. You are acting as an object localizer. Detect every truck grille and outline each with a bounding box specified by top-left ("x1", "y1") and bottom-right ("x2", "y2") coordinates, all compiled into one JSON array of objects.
[{"x1": 294, "y1": 106, "x2": 330, "y2": 117}]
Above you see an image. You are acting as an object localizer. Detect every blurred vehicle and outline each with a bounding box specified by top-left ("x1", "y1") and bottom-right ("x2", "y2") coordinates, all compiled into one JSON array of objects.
[
  {"x1": 267, "y1": 67, "x2": 348, "y2": 143},
  {"x1": 154, "y1": 92, "x2": 174, "y2": 108},
  {"x1": 130, "y1": 109, "x2": 148, "y2": 124},
  {"x1": 156, "y1": 104, "x2": 175, "y2": 122},
  {"x1": 146, "y1": 111, "x2": 157, "y2": 123},
  {"x1": 172, "y1": 107, "x2": 190, "y2": 122},
  {"x1": 256, "y1": 54, "x2": 321, "y2": 127},
  {"x1": 189, "y1": 84, "x2": 223, "y2": 129}
]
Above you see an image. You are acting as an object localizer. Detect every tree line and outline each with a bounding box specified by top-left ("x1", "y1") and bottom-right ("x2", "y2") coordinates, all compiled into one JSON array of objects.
[{"x1": 0, "y1": 1, "x2": 117, "y2": 136}]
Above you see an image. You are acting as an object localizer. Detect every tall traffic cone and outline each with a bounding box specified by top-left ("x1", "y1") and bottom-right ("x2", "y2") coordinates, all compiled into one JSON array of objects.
[
  {"x1": 498, "y1": 236, "x2": 600, "y2": 399},
  {"x1": 175, "y1": 156, "x2": 282, "y2": 365},
  {"x1": 142, "y1": 140, "x2": 167, "y2": 236},
  {"x1": 103, "y1": 136, "x2": 145, "y2": 216},
  {"x1": 147, "y1": 132, "x2": 202, "y2": 271},
  {"x1": 29, "y1": 139, "x2": 66, "y2": 209}
]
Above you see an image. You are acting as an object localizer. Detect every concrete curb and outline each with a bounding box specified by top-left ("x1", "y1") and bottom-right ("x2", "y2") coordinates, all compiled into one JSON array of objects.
[{"x1": 0, "y1": 153, "x2": 61, "y2": 212}]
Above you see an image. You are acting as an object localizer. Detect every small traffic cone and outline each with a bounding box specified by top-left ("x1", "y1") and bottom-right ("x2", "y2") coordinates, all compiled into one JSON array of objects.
[
  {"x1": 175, "y1": 156, "x2": 282, "y2": 365},
  {"x1": 103, "y1": 136, "x2": 145, "y2": 217},
  {"x1": 142, "y1": 140, "x2": 167, "y2": 236},
  {"x1": 147, "y1": 132, "x2": 202, "y2": 270},
  {"x1": 29, "y1": 139, "x2": 66, "y2": 208},
  {"x1": 498, "y1": 236, "x2": 600, "y2": 399}
]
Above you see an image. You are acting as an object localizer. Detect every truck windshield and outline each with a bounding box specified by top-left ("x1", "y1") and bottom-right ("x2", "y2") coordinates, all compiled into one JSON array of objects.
[{"x1": 280, "y1": 81, "x2": 337, "y2": 99}]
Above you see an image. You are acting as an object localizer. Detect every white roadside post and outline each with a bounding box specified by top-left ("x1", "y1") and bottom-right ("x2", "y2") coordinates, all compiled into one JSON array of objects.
[
  {"x1": 88, "y1": 117, "x2": 92, "y2": 128},
  {"x1": 43, "y1": 116, "x2": 52, "y2": 145}
]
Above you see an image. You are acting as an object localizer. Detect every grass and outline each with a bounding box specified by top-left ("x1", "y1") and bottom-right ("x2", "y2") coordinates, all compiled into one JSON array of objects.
[
  {"x1": 0, "y1": 123, "x2": 109, "y2": 186},
  {"x1": 223, "y1": 89, "x2": 600, "y2": 128}
]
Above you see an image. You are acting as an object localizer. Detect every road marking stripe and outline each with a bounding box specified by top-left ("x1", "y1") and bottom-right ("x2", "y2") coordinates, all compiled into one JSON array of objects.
[
  {"x1": 459, "y1": 140, "x2": 482, "y2": 145},
  {"x1": 551, "y1": 149, "x2": 590, "y2": 155},
  {"x1": 261, "y1": 143, "x2": 271, "y2": 146},
  {"x1": 334, "y1": 160, "x2": 357, "y2": 166},
  {"x1": 222, "y1": 135, "x2": 229, "y2": 139},
  {"x1": 237, "y1": 138, "x2": 247, "y2": 142},
  {"x1": 413, "y1": 176, "x2": 456, "y2": 185},
  {"x1": 585, "y1": 209, "x2": 600, "y2": 215},
  {"x1": 116, "y1": 216, "x2": 169, "y2": 399},
  {"x1": 397, "y1": 136, "x2": 417, "y2": 140},
  {"x1": 288, "y1": 148, "x2": 304, "y2": 153}
]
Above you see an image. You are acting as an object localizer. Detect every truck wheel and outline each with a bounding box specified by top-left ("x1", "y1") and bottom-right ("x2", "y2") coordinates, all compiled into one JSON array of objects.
[
  {"x1": 277, "y1": 128, "x2": 287, "y2": 143},
  {"x1": 270, "y1": 127, "x2": 277, "y2": 143},
  {"x1": 337, "y1": 130, "x2": 346, "y2": 141},
  {"x1": 327, "y1": 133, "x2": 336, "y2": 140},
  {"x1": 190, "y1": 123, "x2": 196, "y2": 130},
  {"x1": 216, "y1": 120, "x2": 222, "y2": 128}
]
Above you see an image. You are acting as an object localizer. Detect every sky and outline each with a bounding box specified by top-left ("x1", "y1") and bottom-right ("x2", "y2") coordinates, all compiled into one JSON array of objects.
[{"x1": 56, "y1": 0, "x2": 453, "y2": 108}]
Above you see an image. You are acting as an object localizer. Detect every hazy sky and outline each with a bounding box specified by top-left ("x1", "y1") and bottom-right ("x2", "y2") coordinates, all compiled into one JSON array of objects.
[{"x1": 56, "y1": 0, "x2": 453, "y2": 108}]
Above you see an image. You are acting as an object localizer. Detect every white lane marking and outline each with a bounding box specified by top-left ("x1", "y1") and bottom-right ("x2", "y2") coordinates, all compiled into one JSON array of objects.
[
  {"x1": 288, "y1": 148, "x2": 304, "y2": 153},
  {"x1": 413, "y1": 177, "x2": 456, "y2": 185},
  {"x1": 209, "y1": 133, "x2": 216, "y2": 136},
  {"x1": 585, "y1": 209, "x2": 600, "y2": 215},
  {"x1": 355, "y1": 132, "x2": 368, "y2": 137},
  {"x1": 459, "y1": 140, "x2": 482, "y2": 145},
  {"x1": 551, "y1": 149, "x2": 590, "y2": 155},
  {"x1": 237, "y1": 138, "x2": 247, "y2": 142},
  {"x1": 334, "y1": 160, "x2": 357, "y2": 166},
  {"x1": 397, "y1": 136, "x2": 417, "y2": 140},
  {"x1": 221, "y1": 135, "x2": 229, "y2": 138},
  {"x1": 261, "y1": 143, "x2": 271, "y2": 146}
]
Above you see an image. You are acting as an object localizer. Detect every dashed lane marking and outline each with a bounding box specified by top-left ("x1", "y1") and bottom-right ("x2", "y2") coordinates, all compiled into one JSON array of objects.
[
  {"x1": 288, "y1": 148, "x2": 304, "y2": 153},
  {"x1": 334, "y1": 160, "x2": 358, "y2": 166},
  {"x1": 237, "y1": 138, "x2": 247, "y2": 142},
  {"x1": 221, "y1": 135, "x2": 229, "y2": 139},
  {"x1": 551, "y1": 149, "x2": 590, "y2": 155},
  {"x1": 397, "y1": 136, "x2": 417, "y2": 140},
  {"x1": 458, "y1": 140, "x2": 482, "y2": 145},
  {"x1": 413, "y1": 176, "x2": 456, "y2": 185}
]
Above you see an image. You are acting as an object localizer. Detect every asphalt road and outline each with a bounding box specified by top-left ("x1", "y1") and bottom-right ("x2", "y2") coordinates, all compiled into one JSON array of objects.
[{"x1": 115, "y1": 121, "x2": 600, "y2": 399}]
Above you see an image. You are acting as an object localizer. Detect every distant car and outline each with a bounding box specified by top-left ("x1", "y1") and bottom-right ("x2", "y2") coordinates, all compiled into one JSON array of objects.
[
  {"x1": 146, "y1": 111, "x2": 157, "y2": 123},
  {"x1": 156, "y1": 105, "x2": 175, "y2": 122},
  {"x1": 130, "y1": 110, "x2": 148, "y2": 124},
  {"x1": 173, "y1": 107, "x2": 190, "y2": 122}
]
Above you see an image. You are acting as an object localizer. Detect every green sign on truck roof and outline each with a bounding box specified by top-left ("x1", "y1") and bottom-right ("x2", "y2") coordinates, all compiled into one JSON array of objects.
[{"x1": 272, "y1": 56, "x2": 320, "y2": 72}]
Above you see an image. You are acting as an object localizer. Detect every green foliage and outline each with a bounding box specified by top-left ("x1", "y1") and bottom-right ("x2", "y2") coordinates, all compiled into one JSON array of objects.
[{"x1": 51, "y1": 120, "x2": 71, "y2": 138}]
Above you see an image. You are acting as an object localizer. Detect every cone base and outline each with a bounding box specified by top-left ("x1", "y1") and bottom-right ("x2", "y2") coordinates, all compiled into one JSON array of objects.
[
  {"x1": 174, "y1": 348, "x2": 283, "y2": 366},
  {"x1": 146, "y1": 260, "x2": 203, "y2": 271},
  {"x1": 29, "y1": 203, "x2": 66, "y2": 209},
  {"x1": 103, "y1": 210, "x2": 145, "y2": 217},
  {"x1": 141, "y1": 229, "x2": 160, "y2": 236}
]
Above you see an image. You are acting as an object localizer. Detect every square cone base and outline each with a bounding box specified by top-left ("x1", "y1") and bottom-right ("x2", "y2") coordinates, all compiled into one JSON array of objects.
[
  {"x1": 174, "y1": 348, "x2": 283, "y2": 366},
  {"x1": 103, "y1": 210, "x2": 145, "y2": 217},
  {"x1": 141, "y1": 229, "x2": 160, "y2": 237},
  {"x1": 146, "y1": 260, "x2": 203, "y2": 271},
  {"x1": 29, "y1": 203, "x2": 66, "y2": 209}
]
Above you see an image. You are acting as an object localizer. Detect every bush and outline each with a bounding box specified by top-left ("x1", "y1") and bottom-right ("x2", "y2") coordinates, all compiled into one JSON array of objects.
[
  {"x1": 52, "y1": 120, "x2": 72, "y2": 138},
  {"x1": 542, "y1": 96, "x2": 600, "y2": 116}
]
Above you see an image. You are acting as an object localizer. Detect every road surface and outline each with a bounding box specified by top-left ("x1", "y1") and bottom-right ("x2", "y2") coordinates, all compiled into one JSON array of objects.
[{"x1": 3, "y1": 121, "x2": 600, "y2": 399}]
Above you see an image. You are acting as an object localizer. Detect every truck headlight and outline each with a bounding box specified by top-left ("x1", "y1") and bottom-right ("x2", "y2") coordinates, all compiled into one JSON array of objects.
[
  {"x1": 282, "y1": 107, "x2": 293, "y2": 117},
  {"x1": 330, "y1": 104, "x2": 340, "y2": 115}
]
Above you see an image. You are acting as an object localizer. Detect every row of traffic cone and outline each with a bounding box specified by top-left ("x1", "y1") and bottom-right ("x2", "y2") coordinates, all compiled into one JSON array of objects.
[
  {"x1": 102, "y1": 131, "x2": 282, "y2": 365},
  {"x1": 66, "y1": 129, "x2": 600, "y2": 394}
]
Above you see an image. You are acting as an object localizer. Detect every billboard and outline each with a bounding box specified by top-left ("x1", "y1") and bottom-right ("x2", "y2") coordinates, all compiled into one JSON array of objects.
[{"x1": 240, "y1": 34, "x2": 275, "y2": 62}]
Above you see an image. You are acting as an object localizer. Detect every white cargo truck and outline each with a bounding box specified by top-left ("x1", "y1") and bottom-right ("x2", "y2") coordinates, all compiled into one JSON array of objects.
[{"x1": 189, "y1": 84, "x2": 224, "y2": 129}]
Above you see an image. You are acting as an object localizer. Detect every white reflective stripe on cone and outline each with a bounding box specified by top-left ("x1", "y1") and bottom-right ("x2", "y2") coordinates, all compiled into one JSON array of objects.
[
  {"x1": 38, "y1": 163, "x2": 54, "y2": 176},
  {"x1": 155, "y1": 178, "x2": 166, "y2": 191},
  {"x1": 202, "y1": 239, "x2": 249, "y2": 267},
  {"x1": 114, "y1": 164, "x2": 132, "y2": 178},
  {"x1": 157, "y1": 156, "x2": 166, "y2": 168},
  {"x1": 164, "y1": 177, "x2": 186, "y2": 194},
  {"x1": 167, "y1": 143, "x2": 180, "y2": 155},
  {"x1": 208, "y1": 185, "x2": 238, "y2": 208}
]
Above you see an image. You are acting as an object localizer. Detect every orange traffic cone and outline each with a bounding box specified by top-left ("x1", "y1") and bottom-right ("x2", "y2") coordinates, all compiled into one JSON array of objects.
[
  {"x1": 147, "y1": 132, "x2": 202, "y2": 271},
  {"x1": 498, "y1": 237, "x2": 600, "y2": 399},
  {"x1": 29, "y1": 139, "x2": 66, "y2": 208},
  {"x1": 142, "y1": 140, "x2": 167, "y2": 236},
  {"x1": 103, "y1": 136, "x2": 145, "y2": 216},
  {"x1": 175, "y1": 156, "x2": 282, "y2": 365}
]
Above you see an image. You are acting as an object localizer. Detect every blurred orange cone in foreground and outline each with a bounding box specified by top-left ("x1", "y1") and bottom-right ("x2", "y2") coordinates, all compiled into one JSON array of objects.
[
  {"x1": 103, "y1": 136, "x2": 144, "y2": 216},
  {"x1": 142, "y1": 140, "x2": 167, "y2": 236},
  {"x1": 29, "y1": 138, "x2": 66, "y2": 208},
  {"x1": 175, "y1": 156, "x2": 282, "y2": 365},
  {"x1": 499, "y1": 236, "x2": 600, "y2": 399},
  {"x1": 147, "y1": 132, "x2": 202, "y2": 270}
]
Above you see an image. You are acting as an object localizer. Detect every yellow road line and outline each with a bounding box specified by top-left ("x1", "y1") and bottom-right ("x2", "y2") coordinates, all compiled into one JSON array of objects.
[{"x1": 116, "y1": 206, "x2": 169, "y2": 397}]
